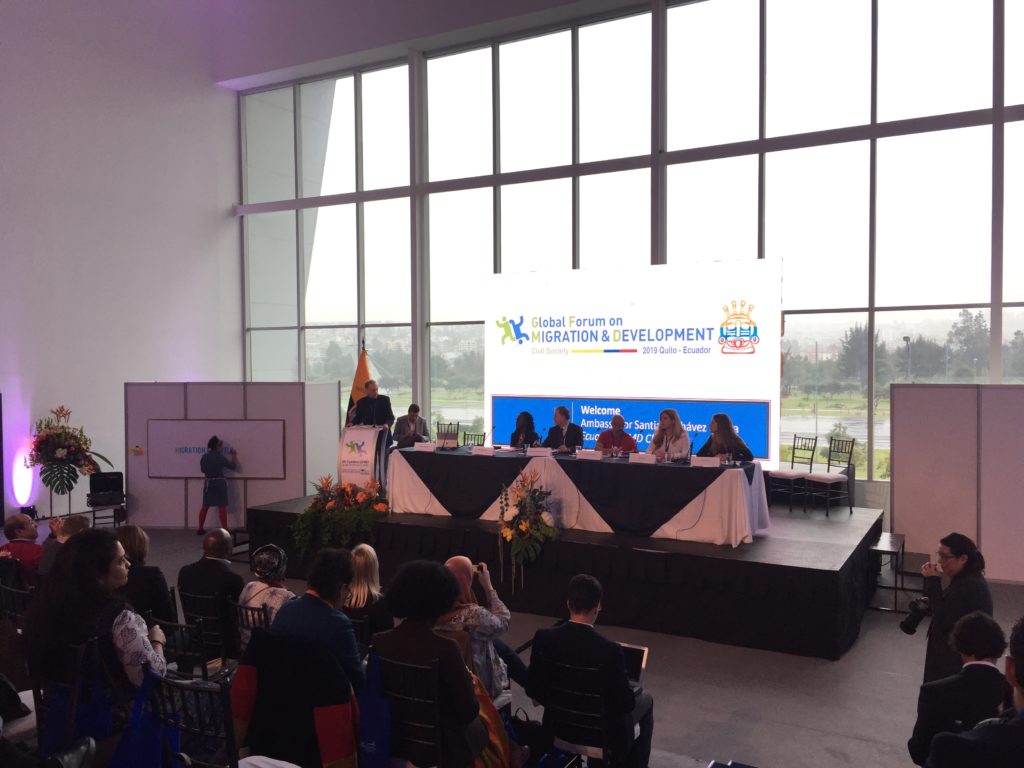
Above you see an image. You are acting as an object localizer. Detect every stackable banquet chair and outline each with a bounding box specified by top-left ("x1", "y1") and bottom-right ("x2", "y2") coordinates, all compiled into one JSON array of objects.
[
  {"x1": 147, "y1": 667, "x2": 238, "y2": 768},
  {"x1": 378, "y1": 656, "x2": 444, "y2": 768},
  {"x1": 766, "y1": 435, "x2": 817, "y2": 512},
  {"x1": 461, "y1": 432, "x2": 486, "y2": 447},
  {"x1": 543, "y1": 657, "x2": 619, "y2": 767},
  {"x1": 436, "y1": 421, "x2": 460, "y2": 449},
  {"x1": 806, "y1": 437, "x2": 856, "y2": 516}
]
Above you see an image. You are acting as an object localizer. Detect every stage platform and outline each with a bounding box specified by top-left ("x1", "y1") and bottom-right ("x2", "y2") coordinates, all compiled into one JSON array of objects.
[{"x1": 247, "y1": 498, "x2": 883, "y2": 660}]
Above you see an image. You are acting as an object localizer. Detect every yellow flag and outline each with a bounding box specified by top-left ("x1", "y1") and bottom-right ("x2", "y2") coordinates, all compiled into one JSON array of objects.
[{"x1": 346, "y1": 346, "x2": 372, "y2": 421}]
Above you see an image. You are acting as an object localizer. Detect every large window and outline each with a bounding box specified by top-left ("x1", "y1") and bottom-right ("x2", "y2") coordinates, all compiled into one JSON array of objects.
[{"x1": 240, "y1": 1, "x2": 1023, "y2": 479}]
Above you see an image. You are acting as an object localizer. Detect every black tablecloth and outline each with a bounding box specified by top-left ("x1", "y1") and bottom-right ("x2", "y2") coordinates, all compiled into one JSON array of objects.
[{"x1": 398, "y1": 448, "x2": 755, "y2": 537}]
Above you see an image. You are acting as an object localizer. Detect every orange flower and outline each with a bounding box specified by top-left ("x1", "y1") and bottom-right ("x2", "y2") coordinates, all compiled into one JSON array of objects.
[
  {"x1": 356, "y1": 492, "x2": 368, "y2": 503},
  {"x1": 318, "y1": 475, "x2": 334, "y2": 490},
  {"x1": 374, "y1": 502, "x2": 388, "y2": 513},
  {"x1": 342, "y1": 482, "x2": 353, "y2": 493},
  {"x1": 518, "y1": 519, "x2": 529, "y2": 532},
  {"x1": 501, "y1": 526, "x2": 514, "y2": 542},
  {"x1": 325, "y1": 499, "x2": 337, "y2": 510}
]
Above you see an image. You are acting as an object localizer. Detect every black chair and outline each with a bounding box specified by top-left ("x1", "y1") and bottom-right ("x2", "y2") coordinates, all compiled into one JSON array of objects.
[
  {"x1": 227, "y1": 599, "x2": 271, "y2": 653},
  {"x1": 179, "y1": 591, "x2": 231, "y2": 663},
  {"x1": 167, "y1": 586, "x2": 180, "y2": 623},
  {"x1": 349, "y1": 615, "x2": 371, "y2": 657},
  {"x1": 806, "y1": 437, "x2": 855, "y2": 516},
  {"x1": 151, "y1": 616, "x2": 209, "y2": 681},
  {"x1": 378, "y1": 656, "x2": 443, "y2": 768},
  {"x1": 147, "y1": 668, "x2": 238, "y2": 768},
  {"x1": 0, "y1": 583, "x2": 32, "y2": 631},
  {"x1": 85, "y1": 471, "x2": 126, "y2": 527},
  {"x1": 228, "y1": 527, "x2": 250, "y2": 565},
  {"x1": 29, "y1": 639, "x2": 98, "y2": 754},
  {"x1": 460, "y1": 432, "x2": 486, "y2": 447},
  {"x1": 436, "y1": 421, "x2": 460, "y2": 449},
  {"x1": 767, "y1": 434, "x2": 817, "y2": 512},
  {"x1": 543, "y1": 658, "x2": 618, "y2": 766},
  {"x1": 0, "y1": 556, "x2": 26, "y2": 589}
]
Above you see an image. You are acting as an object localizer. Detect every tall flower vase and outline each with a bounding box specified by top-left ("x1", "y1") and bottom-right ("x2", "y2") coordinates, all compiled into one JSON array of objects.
[{"x1": 26, "y1": 406, "x2": 112, "y2": 518}]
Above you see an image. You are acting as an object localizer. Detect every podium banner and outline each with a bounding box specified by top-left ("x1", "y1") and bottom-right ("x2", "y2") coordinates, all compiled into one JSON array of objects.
[{"x1": 338, "y1": 426, "x2": 386, "y2": 485}]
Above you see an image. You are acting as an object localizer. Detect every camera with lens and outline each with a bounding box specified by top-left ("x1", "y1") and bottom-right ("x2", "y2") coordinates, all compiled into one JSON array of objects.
[{"x1": 900, "y1": 596, "x2": 931, "y2": 635}]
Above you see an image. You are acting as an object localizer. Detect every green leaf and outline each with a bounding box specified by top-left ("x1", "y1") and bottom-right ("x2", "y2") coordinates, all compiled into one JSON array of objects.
[
  {"x1": 89, "y1": 451, "x2": 114, "y2": 467},
  {"x1": 40, "y1": 461, "x2": 78, "y2": 495}
]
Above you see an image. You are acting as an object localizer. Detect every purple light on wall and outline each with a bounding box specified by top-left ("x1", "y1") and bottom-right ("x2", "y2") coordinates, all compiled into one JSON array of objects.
[{"x1": 12, "y1": 446, "x2": 34, "y2": 506}]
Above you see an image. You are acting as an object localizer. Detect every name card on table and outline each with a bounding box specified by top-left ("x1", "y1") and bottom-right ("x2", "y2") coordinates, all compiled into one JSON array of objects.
[
  {"x1": 691, "y1": 455, "x2": 721, "y2": 467},
  {"x1": 629, "y1": 452, "x2": 657, "y2": 465},
  {"x1": 576, "y1": 449, "x2": 603, "y2": 461},
  {"x1": 471, "y1": 445, "x2": 495, "y2": 456},
  {"x1": 414, "y1": 442, "x2": 437, "y2": 452},
  {"x1": 526, "y1": 447, "x2": 553, "y2": 457}
]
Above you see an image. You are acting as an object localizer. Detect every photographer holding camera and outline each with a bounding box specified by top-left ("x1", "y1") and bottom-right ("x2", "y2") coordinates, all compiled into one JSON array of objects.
[{"x1": 906, "y1": 533, "x2": 993, "y2": 684}]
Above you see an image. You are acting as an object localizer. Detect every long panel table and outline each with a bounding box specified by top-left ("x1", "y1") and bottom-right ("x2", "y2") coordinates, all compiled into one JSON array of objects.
[{"x1": 388, "y1": 448, "x2": 770, "y2": 547}]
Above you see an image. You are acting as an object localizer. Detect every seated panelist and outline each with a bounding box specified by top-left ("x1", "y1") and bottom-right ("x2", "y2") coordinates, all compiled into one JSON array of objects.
[
  {"x1": 696, "y1": 413, "x2": 753, "y2": 462},
  {"x1": 509, "y1": 411, "x2": 540, "y2": 448},
  {"x1": 596, "y1": 415, "x2": 637, "y2": 455},
  {"x1": 393, "y1": 403, "x2": 430, "y2": 448},
  {"x1": 542, "y1": 406, "x2": 583, "y2": 453},
  {"x1": 646, "y1": 408, "x2": 690, "y2": 463}
]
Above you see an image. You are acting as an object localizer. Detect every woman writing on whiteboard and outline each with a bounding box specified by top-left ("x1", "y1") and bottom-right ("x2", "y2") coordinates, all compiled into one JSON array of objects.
[
  {"x1": 646, "y1": 408, "x2": 690, "y2": 462},
  {"x1": 696, "y1": 413, "x2": 753, "y2": 462},
  {"x1": 197, "y1": 435, "x2": 237, "y2": 535}
]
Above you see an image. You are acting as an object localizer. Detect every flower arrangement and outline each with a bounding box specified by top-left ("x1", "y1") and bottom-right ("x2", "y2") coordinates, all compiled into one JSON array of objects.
[
  {"x1": 498, "y1": 469, "x2": 558, "y2": 591},
  {"x1": 25, "y1": 406, "x2": 112, "y2": 496},
  {"x1": 292, "y1": 474, "x2": 389, "y2": 559}
]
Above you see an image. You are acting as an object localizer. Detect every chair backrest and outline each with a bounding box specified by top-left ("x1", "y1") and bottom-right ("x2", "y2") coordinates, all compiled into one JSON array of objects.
[
  {"x1": 348, "y1": 615, "x2": 370, "y2": 656},
  {"x1": 151, "y1": 616, "x2": 209, "y2": 680},
  {"x1": 229, "y1": 600, "x2": 271, "y2": 633},
  {"x1": 0, "y1": 557, "x2": 26, "y2": 589},
  {"x1": 543, "y1": 657, "x2": 609, "y2": 758},
  {"x1": 789, "y1": 435, "x2": 817, "y2": 470},
  {"x1": 461, "y1": 432, "x2": 486, "y2": 447},
  {"x1": 179, "y1": 591, "x2": 228, "y2": 662},
  {"x1": 436, "y1": 421, "x2": 460, "y2": 448},
  {"x1": 0, "y1": 583, "x2": 32, "y2": 630},
  {"x1": 147, "y1": 669, "x2": 238, "y2": 768},
  {"x1": 167, "y1": 585, "x2": 179, "y2": 623},
  {"x1": 826, "y1": 437, "x2": 855, "y2": 471},
  {"x1": 30, "y1": 638, "x2": 98, "y2": 754},
  {"x1": 377, "y1": 655, "x2": 442, "y2": 767}
]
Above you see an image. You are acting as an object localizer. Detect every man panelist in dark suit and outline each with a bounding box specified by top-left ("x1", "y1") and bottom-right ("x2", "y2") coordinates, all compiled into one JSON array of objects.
[
  {"x1": 926, "y1": 614, "x2": 1024, "y2": 768},
  {"x1": 177, "y1": 528, "x2": 245, "y2": 657},
  {"x1": 909, "y1": 611, "x2": 1012, "y2": 765},
  {"x1": 349, "y1": 379, "x2": 395, "y2": 429},
  {"x1": 527, "y1": 574, "x2": 654, "y2": 768},
  {"x1": 542, "y1": 405, "x2": 583, "y2": 453}
]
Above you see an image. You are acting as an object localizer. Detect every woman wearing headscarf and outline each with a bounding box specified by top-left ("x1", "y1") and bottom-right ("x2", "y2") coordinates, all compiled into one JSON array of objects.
[
  {"x1": 239, "y1": 544, "x2": 295, "y2": 649},
  {"x1": 435, "y1": 556, "x2": 513, "y2": 701}
]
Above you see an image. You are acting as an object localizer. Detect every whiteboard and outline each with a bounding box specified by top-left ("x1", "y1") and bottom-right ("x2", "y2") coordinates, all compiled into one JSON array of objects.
[{"x1": 147, "y1": 419, "x2": 285, "y2": 479}]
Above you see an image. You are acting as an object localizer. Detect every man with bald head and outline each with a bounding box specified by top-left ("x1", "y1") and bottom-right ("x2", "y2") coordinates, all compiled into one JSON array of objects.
[
  {"x1": 595, "y1": 414, "x2": 638, "y2": 455},
  {"x1": 1, "y1": 513, "x2": 42, "y2": 586},
  {"x1": 177, "y1": 528, "x2": 245, "y2": 657}
]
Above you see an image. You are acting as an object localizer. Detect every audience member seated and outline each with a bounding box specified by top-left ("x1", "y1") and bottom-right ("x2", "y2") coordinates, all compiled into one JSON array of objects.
[
  {"x1": 393, "y1": 403, "x2": 430, "y2": 448},
  {"x1": 926, "y1": 614, "x2": 1024, "y2": 767},
  {"x1": 232, "y1": 629, "x2": 358, "y2": 768},
  {"x1": 542, "y1": 406, "x2": 584, "y2": 453},
  {"x1": 114, "y1": 525, "x2": 175, "y2": 623},
  {"x1": 436, "y1": 556, "x2": 518, "y2": 700},
  {"x1": 646, "y1": 408, "x2": 690, "y2": 463},
  {"x1": 372, "y1": 560, "x2": 486, "y2": 768},
  {"x1": 527, "y1": 574, "x2": 654, "y2": 768},
  {"x1": 24, "y1": 529, "x2": 166, "y2": 757},
  {"x1": 177, "y1": 528, "x2": 245, "y2": 657},
  {"x1": 1, "y1": 514, "x2": 42, "y2": 587},
  {"x1": 909, "y1": 611, "x2": 1013, "y2": 765},
  {"x1": 270, "y1": 547, "x2": 365, "y2": 693},
  {"x1": 38, "y1": 515, "x2": 91, "y2": 579},
  {"x1": 509, "y1": 411, "x2": 540, "y2": 448},
  {"x1": 696, "y1": 413, "x2": 753, "y2": 462},
  {"x1": 341, "y1": 544, "x2": 393, "y2": 646},
  {"x1": 239, "y1": 544, "x2": 295, "y2": 650},
  {"x1": 596, "y1": 415, "x2": 637, "y2": 455}
]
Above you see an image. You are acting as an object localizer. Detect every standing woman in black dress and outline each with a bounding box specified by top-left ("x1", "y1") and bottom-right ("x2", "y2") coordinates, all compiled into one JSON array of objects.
[{"x1": 197, "y1": 435, "x2": 237, "y2": 535}]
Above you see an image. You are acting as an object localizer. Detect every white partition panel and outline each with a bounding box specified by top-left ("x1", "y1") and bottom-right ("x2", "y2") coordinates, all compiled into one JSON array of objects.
[
  {"x1": 304, "y1": 382, "x2": 342, "y2": 489},
  {"x1": 978, "y1": 386, "x2": 1024, "y2": 581},
  {"x1": 891, "y1": 385, "x2": 978, "y2": 556}
]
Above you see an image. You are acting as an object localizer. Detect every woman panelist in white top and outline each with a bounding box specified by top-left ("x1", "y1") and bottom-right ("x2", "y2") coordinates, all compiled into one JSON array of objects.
[{"x1": 646, "y1": 408, "x2": 690, "y2": 462}]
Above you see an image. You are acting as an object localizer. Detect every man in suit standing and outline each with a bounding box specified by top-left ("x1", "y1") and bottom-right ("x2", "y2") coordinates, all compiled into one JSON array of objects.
[
  {"x1": 926, "y1": 614, "x2": 1024, "y2": 767},
  {"x1": 527, "y1": 574, "x2": 654, "y2": 768},
  {"x1": 908, "y1": 611, "x2": 1012, "y2": 765},
  {"x1": 177, "y1": 528, "x2": 245, "y2": 657},
  {"x1": 349, "y1": 379, "x2": 395, "y2": 429},
  {"x1": 541, "y1": 406, "x2": 584, "y2": 453}
]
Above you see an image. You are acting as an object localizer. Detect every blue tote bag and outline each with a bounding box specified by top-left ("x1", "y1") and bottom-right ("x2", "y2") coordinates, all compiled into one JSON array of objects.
[{"x1": 357, "y1": 653, "x2": 392, "y2": 768}]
